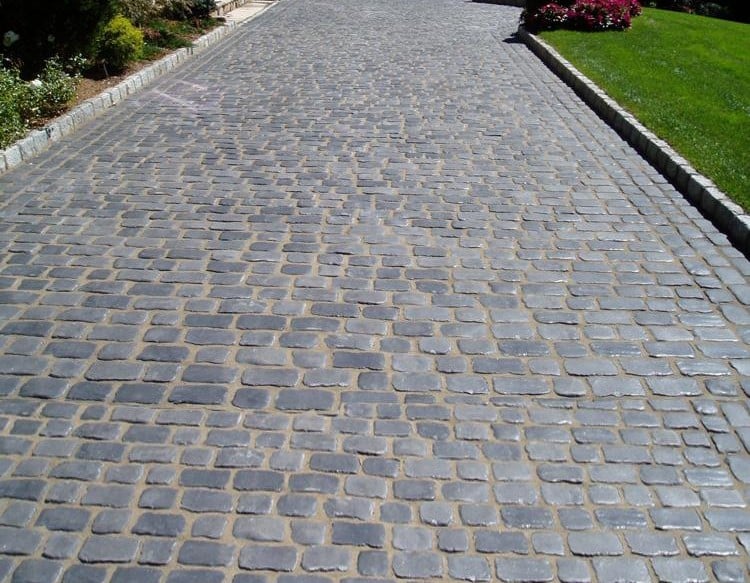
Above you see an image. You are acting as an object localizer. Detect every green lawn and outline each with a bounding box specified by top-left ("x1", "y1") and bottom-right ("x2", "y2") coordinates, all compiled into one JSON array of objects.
[{"x1": 539, "y1": 8, "x2": 750, "y2": 211}]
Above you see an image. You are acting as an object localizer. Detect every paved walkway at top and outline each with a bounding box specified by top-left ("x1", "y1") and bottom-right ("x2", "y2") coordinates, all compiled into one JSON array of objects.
[{"x1": 1, "y1": 1, "x2": 749, "y2": 581}]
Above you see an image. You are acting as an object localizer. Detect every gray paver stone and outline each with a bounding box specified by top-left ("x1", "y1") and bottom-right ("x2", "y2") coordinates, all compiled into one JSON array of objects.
[{"x1": 495, "y1": 558, "x2": 554, "y2": 582}]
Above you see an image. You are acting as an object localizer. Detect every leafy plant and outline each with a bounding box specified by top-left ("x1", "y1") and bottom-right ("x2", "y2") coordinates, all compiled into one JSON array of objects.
[
  {"x1": 189, "y1": 0, "x2": 216, "y2": 18},
  {"x1": 142, "y1": 18, "x2": 194, "y2": 50},
  {"x1": 0, "y1": 66, "x2": 31, "y2": 147},
  {"x1": 112, "y1": 0, "x2": 215, "y2": 25},
  {"x1": 694, "y1": 2, "x2": 728, "y2": 17},
  {"x1": 0, "y1": 57, "x2": 80, "y2": 148},
  {"x1": 141, "y1": 14, "x2": 217, "y2": 60},
  {"x1": 525, "y1": 0, "x2": 558, "y2": 15},
  {"x1": 644, "y1": 0, "x2": 748, "y2": 21},
  {"x1": 567, "y1": 0, "x2": 641, "y2": 29},
  {"x1": 95, "y1": 15, "x2": 144, "y2": 73},
  {"x1": 529, "y1": 3, "x2": 570, "y2": 29},
  {"x1": 161, "y1": 0, "x2": 216, "y2": 19},
  {"x1": 0, "y1": 0, "x2": 118, "y2": 78},
  {"x1": 115, "y1": 0, "x2": 163, "y2": 25},
  {"x1": 525, "y1": 0, "x2": 642, "y2": 31},
  {"x1": 30, "y1": 58, "x2": 79, "y2": 118}
]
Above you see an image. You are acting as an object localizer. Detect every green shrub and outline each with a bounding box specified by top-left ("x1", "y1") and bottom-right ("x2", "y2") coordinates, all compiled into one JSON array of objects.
[
  {"x1": 30, "y1": 58, "x2": 79, "y2": 118},
  {"x1": 0, "y1": 58, "x2": 80, "y2": 149},
  {"x1": 142, "y1": 18, "x2": 194, "y2": 50},
  {"x1": 158, "y1": 0, "x2": 191, "y2": 18},
  {"x1": 0, "y1": 66, "x2": 31, "y2": 148},
  {"x1": 525, "y1": 0, "x2": 556, "y2": 14},
  {"x1": 525, "y1": 0, "x2": 642, "y2": 31},
  {"x1": 0, "y1": 0, "x2": 118, "y2": 78},
  {"x1": 115, "y1": 0, "x2": 162, "y2": 25},
  {"x1": 645, "y1": 0, "x2": 749, "y2": 21},
  {"x1": 96, "y1": 15, "x2": 144, "y2": 72},
  {"x1": 111, "y1": 0, "x2": 216, "y2": 25},
  {"x1": 189, "y1": 0, "x2": 216, "y2": 18},
  {"x1": 162, "y1": 0, "x2": 215, "y2": 19}
]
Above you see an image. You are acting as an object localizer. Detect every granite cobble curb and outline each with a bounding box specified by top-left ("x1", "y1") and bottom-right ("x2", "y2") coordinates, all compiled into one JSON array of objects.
[
  {"x1": 0, "y1": 1, "x2": 275, "y2": 178},
  {"x1": 519, "y1": 27, "x2": 750, "y2": 256}
]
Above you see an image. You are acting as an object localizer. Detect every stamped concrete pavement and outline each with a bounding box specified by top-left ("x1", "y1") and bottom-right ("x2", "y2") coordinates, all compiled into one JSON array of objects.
[{"x1": 0, "y1": 0, "x2": 750, "y2": 581}]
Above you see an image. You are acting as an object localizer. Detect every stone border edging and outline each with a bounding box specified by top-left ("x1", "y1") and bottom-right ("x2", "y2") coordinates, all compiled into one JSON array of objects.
[
  {"x1": 519, "y1": 27, "x2": 750, "y2": 255},
  {"x1": 0, "y1": 4, "x2": 272, "y2": 177},
  {"x1": 214, "y1": 0, "x2": 250, "y2": 16}
]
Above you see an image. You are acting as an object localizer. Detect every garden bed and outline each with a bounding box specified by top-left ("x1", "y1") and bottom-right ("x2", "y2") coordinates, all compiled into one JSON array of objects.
[
  {"x1": 69, "y1": 16, "x2": 220, "y2": 108},
  {"x1": 1, "y1": 15, "x2": 221, "y2": 151}
]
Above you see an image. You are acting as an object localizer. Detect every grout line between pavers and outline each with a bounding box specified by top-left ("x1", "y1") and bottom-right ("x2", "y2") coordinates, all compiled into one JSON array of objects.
[
  {"x1": 518, "y1": 27, "x2": 750, "y2": 257},
  {"x1": 0, "y1": 0, "x2": 277, "y2": 178}
]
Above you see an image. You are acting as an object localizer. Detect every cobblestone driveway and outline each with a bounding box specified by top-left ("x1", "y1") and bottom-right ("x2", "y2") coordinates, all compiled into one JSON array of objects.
[{"x1": 1, "y1": 0, "x2": 750, "y2": 581}]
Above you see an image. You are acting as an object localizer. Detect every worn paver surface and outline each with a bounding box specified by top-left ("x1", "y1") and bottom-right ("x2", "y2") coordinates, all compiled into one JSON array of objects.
[{"x1": 1, "y1": 0, "x2": 750, "y2": 581}]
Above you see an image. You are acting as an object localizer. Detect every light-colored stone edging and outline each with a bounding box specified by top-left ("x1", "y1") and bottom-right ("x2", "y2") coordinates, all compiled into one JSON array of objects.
[
  {"x1": 214, "y1": 0, "x2": 249, "y2": 16},
  {"x1": 0, "y1": 4, "x2": 269, "y2": 177},
  {"x1": 520, "y1": 28, "x2": 750, "y2": 255}
]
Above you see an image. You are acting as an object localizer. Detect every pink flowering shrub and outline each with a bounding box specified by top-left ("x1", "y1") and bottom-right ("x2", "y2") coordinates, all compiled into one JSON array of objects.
[
  {"x1": 524, "y1": 0, "x2": 642, "y2": 31},
  {"x1": 532, "y1": 3, "x2": 569, "y2": 28}
]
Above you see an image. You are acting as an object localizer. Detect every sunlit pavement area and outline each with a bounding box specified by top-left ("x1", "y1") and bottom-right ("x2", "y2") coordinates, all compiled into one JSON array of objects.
[{"x1": 0, "y1": 1, "x2": 749, "y2": 581}]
